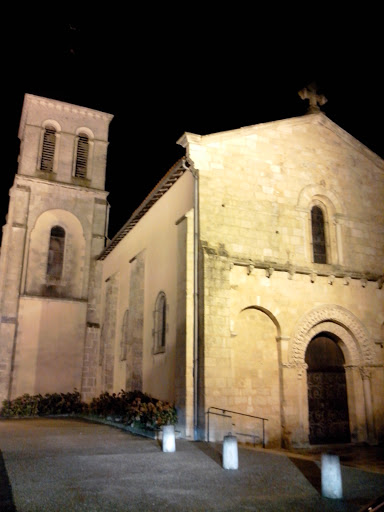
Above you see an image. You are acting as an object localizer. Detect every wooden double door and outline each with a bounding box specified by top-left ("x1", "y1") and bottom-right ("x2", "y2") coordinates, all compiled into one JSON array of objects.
[{"x1": 306, "y1": 335, "x2": 351, "y2": 445}]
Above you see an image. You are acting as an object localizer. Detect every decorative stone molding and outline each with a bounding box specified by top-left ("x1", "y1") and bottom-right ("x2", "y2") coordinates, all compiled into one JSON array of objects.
[
  {"x1": 28, "y1": 94, "x2": 114, "y2": 122},
  {"x1": 290, "y1": 305, "x2": 376, "y2": 367},
  {"x1": 361, "y1": 279, "x2": 367, "y2": 288},
  {"x1": 359, "y1": 367, "x2": 372, "y2": 381},
  {"x1": 231, "y1": 258, "x2": 381, "y2": 285},
  {"x1": 328, "y1": 275, "x2": 335, "y2": 285},
  {"x1": 296, "y1": 184, "x2": 345, "y2": 214},
  {"x1": 288, "y1": 266, "x2": 296, "y2": 280},
  {"x1": 297, "y1": 363, "x2": 308, "y2": 380},
  {"x1": 266, "y1": 267, "x2": 274, "y2": 278},
  {"x1": 310, "y1": 272, "x2": 317, "y2": 283},
  {"x1": 276, "y1": 336, "x2": 290, "y2": 343}
]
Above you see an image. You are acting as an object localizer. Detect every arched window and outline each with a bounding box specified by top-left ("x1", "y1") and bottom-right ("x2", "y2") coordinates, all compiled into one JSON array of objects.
[
  {"x1": 153, "y1": 292, "x2": 167, "y2": 353},
  {"x1": 311, "y1": 206, "x2": 327, "y2": 263},
  {"x1": 120, "y1": 309, "x2": 130, "y2": 361},
  {"x1": 47, "y1": 226, "x2": 65, "y2": 279},
  {"x1": 75, "y1": 133, "x2": 89, "y2": 178},
  {"x1": 40, "y1": 126, "x2": 56, "y2": 172}
]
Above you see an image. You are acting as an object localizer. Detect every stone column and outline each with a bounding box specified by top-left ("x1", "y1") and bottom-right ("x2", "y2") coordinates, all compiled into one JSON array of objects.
[
  {"x1": 276, "y1": 336, "x2": 290, "y2": 446},
  {"x1": 296, "y1": 363, "x2": 309, "y2": 446},
  {"x1": 281, "y1": 363, "x2": 309, "y2": 448},
  {"x1": 359, "y1": 367, "x2": 376, "y2": 444}
]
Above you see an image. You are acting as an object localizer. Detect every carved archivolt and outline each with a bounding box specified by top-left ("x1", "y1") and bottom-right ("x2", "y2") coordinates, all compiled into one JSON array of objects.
[
  {"x1": 289, "y1": 305, "x2": 375, "y2": 366},
  {"x1": 296, "y1": 184, "x2": 344, "y2": 214}
]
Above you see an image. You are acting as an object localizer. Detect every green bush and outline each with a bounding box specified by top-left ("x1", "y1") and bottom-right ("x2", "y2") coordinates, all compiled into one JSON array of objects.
[
  {"x1": 1, "y1": 393, "x2": 40, "y2": 417},
  {"x1": 89, "y1": 390, "x2": 177, "y2": 428},
  {"x1": 0, "y1": 389, "x2": 177, "y2": 429},
  {"x1": 37, "y1": 390, "x2": 87, "y2": 415},
  {"x1": 0, "y1": 390, "x2": 87, "y2": 418}
]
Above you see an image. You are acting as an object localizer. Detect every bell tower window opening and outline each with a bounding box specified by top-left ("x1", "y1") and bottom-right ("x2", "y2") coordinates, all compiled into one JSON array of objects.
[
  {"x1": 311, "y1": 205, "x2": 327, "y2": 263},
  {"x1": 40, "y1": 126, "x2": 56, "y2": 172},
  {"x1": 75, "y1": 133, "x2": 89, "y2": 178},
  {"x1": 47, "y1": 225, "x2": 65, "y2": 279}
]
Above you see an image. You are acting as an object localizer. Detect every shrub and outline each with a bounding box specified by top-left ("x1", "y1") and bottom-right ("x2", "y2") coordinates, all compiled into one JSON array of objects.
[
  {"x1": 89, "y1": 390, "x2": 177, "y2": 428},
  {"x1": 1, "y1": 394, "x2": 40, "y2": 417},
  {"x1": 0, "y1": 389, "x2": 177, "y2": 429},
  {"x1": 38, "y1": 390, "x2": 87, "y2": 415},
  {"x1": 0, "y1": 390, "x2": 87, "y2": 417}
]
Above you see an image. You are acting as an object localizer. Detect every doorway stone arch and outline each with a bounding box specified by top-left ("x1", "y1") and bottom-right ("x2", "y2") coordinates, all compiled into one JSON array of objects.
[
  {"x1": 289, "y1": 304, "x2": 375, "y2": 366},
  {"x1": 287, "y1": 305, "x2": 377, "y2": 445}
]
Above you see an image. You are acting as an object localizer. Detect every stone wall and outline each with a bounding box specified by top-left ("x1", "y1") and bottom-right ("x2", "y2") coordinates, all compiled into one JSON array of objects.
[
  {"x1": 0, "y1": 94, "x2": 112, "y2": 403},
  {"x1": 184, "y1": 113, "x2": 384, "y2": 446}
]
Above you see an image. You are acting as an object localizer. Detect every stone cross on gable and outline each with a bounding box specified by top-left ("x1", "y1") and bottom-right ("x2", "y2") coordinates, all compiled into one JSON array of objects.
[{"x1": 298, "y1": 83, "x2": 328, "y2": 113}]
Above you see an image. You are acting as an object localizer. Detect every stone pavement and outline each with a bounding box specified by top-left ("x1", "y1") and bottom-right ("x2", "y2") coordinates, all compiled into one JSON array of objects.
[{"x1": 0, "y1": 417, "x2": 383, "y2": 512}]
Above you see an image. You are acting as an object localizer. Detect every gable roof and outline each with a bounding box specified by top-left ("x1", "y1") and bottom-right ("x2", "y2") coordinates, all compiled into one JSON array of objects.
[
  {"x1": 98, "y1": 157, "x2": 190, "y2": 260},
  {"x1": 178, "y1": 112, "x2": 383, "y2": 170},
  {"x1": 99, "y1": 112, "x2": 383, "y2": 260}
]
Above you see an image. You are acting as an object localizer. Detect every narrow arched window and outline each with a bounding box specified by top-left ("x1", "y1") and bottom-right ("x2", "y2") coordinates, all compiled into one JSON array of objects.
[
  {"x1": 40, "y1": 126, "x2": 56, "y2": 172},
  {"x1": 75, "y1": 133, "x2": 89, "y2": 178},
  {"x1": 47, "y1": 226, "x2": 65, "y2": 278},
  {"x1": 120, "y1": 309, "x2": 130, "y2": 361},
  {"x1": 153, "y1": 292, "x2": 167, "y2": 353},
  {"x1": 311, "y1": 206, "x2": 327, "y2": 263}
]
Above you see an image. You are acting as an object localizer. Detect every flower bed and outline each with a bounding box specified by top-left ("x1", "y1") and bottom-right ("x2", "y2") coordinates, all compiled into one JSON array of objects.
[{"x1": 0, "y1": 389, "x2": 177, "y2": 430}]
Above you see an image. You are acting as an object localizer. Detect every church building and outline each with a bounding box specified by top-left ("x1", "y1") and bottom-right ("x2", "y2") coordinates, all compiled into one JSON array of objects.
[{"x1": 0, "y1": 92, "x2": 383, "y2": 449}]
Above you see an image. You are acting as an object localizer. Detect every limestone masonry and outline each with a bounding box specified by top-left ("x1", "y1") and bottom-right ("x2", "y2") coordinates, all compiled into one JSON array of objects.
[{"x1": 0, "y1": 92, "x2": 383, "y2": 449}]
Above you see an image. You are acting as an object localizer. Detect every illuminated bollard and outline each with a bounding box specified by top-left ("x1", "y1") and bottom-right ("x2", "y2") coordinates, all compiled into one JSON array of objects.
[
  {"x1": 162, "y1": 425, "x2": 176, "y2": 452},
  {"x1": 222, "y1": 434, "x2": 238, "y2": 470},
  {"x1": 321, "y1": 452, "x2": 343, "y2": 499}
]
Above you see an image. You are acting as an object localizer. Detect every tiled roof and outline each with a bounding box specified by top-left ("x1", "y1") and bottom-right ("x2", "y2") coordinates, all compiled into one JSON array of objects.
[{"x1": 98, "y1": 157, "x2": 189, "y2": 260}]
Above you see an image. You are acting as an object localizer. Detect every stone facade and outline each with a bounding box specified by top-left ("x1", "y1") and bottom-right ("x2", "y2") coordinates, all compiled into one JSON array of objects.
[
  {"x1": 178, "y1": 112, "x2": 384, "y2": 447},
  {"x1": 1, "y1": 94, "x2": 383, "y2": 450}
]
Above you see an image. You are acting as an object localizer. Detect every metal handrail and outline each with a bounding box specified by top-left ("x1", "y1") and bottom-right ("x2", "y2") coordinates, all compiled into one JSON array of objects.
[{"x1": 207, "y1": 406, "x2": 268, "y2": 448}]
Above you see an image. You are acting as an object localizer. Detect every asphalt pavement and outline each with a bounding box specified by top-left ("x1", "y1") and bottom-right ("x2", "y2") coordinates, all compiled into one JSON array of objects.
[{"x1": 0, "y1": 417, "x2": 383, "y2": 511}]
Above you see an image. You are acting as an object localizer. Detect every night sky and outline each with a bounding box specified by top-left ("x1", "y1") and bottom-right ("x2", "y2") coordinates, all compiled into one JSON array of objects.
[{"x1": 2, "y1": 14, "x2": 382, "y2": 243}]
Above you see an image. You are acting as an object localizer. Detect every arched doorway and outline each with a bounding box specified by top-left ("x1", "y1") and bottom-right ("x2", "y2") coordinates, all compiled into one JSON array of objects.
[{"x1": 305, "y1": 334, "x2": 351, "y2": 444}]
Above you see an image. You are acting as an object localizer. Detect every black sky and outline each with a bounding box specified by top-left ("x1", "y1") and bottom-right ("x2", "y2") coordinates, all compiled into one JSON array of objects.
[{"x1": 2, "y1": 13, "x2": 382, "y2": 242}]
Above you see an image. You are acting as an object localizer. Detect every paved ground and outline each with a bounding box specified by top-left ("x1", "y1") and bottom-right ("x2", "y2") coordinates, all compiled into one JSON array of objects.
[{"x1": 0, "y1": 417, "x2": 383, "y2": 511}]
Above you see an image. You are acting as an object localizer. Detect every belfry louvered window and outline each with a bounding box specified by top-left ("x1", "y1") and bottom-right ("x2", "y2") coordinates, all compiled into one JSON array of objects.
[
  {"x1": 75, "y1": 133, "x2": 89, "y2": 178},
  {"x1": 311, "y1": 206, "x2": 327, "y2": 263},
  {"x1": 40, "y1": 126, "x2": 56, "y2": 172},
  {"x1": 47, "y1": 226, "x2": 65, "y2": 278}
]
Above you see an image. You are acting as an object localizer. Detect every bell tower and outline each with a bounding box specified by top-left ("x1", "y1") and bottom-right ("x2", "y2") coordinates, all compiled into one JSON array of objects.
[{"x1": 0, "y1": 94, "x2": 113, "y2": 402}]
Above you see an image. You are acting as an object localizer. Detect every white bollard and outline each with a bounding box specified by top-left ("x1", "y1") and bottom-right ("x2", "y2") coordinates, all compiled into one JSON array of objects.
[
  {"x1": 162, "y1": 424, "x2": 176, "y2": 453},
  {"x1": 321, "y1": 452, "x2": 343, "y2": 499},
  {"x1": 222, "y1": 434, "x2": 238, "y2": 470}
]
